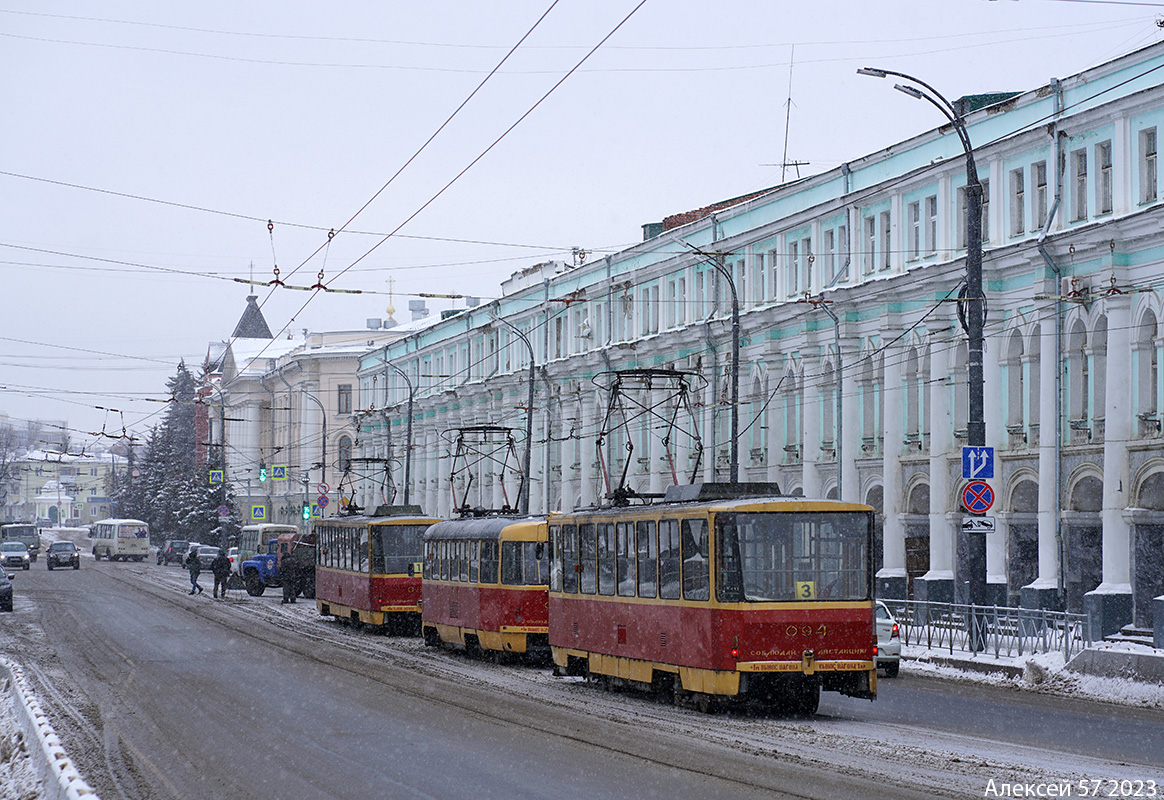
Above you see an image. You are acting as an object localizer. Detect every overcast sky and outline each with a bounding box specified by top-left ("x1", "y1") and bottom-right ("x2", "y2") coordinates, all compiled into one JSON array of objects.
[{"x1": 0, "y1": 0, "x2": 1158, "y2": 446}]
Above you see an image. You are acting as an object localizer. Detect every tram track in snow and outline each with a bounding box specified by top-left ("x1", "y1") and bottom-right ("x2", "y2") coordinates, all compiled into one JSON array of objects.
[{"x1": 101, "y1": 561, "x2": 1162, "y2": 798}]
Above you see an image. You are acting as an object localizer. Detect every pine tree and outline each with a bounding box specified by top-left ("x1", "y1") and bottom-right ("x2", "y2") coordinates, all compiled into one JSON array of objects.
[{"x1": 111, "y1": 362, "x2": 241, "y2": 547}]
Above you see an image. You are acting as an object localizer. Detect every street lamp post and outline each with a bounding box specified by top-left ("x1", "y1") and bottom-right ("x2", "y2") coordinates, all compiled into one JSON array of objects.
[
  {"x1": 491, "y1": 314, "x2": 535, "y2": 515},
  {"x1": 859, "y1": 67, "x2": 988, "y2": 621},
  {"x1": 383, "y1": 356, "x2": 415, "y2": 507},
  {"x1": 685, "y1": 243, "x2": 740, "y2": 483}
]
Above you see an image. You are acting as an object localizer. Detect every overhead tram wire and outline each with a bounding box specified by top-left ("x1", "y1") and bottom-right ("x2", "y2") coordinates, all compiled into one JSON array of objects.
[
  {"x1": 247, "y1": 1, "x2": 650, "y2": 368},
  {"x1": 268, "y1": 0, "x2": 564, "y2": 289}
]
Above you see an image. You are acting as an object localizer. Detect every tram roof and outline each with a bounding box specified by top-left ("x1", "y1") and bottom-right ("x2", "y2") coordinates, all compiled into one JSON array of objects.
[{"x1": 425, "y1": 515, "x2": 546, "y2": 541}]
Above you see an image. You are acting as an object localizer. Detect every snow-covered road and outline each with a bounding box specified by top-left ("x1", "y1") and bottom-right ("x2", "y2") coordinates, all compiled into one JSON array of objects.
[{"x1": 3, "y1": 539, "x2": 1163, "y2": 800}]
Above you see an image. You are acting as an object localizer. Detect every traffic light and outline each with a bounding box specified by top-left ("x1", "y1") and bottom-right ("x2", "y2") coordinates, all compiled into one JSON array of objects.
[
  {"x1": 259, "y1": 465, "x2": 268, "y2": 482},
  {"x1": 302, "y1": 502, "x2": 311, "y2": 520}
]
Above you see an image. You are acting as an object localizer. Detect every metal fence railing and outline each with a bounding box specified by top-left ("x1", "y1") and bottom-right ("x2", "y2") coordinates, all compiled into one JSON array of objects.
[{"x1": 880, "y1": 599, "x2": 1092, "y2": 662}]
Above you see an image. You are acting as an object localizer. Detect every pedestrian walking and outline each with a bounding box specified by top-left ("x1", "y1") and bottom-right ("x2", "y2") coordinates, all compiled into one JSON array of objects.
[
  {"x1": 185, "y1": 547, "x2": 204, "y2": 595},
  {"x1": 210, "y1": 548, "x2": 231, "y2": 599}
]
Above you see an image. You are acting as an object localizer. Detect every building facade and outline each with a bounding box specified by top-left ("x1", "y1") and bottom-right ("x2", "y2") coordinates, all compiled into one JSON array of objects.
[{"x1": 353, "y1": 42, "x2": 1164, "y2": 635}]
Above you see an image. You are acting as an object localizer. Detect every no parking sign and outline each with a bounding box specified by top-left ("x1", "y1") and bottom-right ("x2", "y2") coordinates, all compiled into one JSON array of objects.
[{"x1": 961, "y1": 481, "x2": 994, "y2": 514}]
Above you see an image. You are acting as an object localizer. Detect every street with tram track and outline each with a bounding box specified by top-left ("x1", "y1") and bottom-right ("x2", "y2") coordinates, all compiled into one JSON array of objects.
[{"x1": 2, "y1": 548, "x2": 1162, "y2": 800}]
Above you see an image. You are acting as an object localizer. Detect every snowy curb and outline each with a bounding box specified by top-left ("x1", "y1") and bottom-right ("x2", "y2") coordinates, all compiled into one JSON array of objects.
[{"x1": 0, "y1": 658, "x2": 99, "y2": 800}]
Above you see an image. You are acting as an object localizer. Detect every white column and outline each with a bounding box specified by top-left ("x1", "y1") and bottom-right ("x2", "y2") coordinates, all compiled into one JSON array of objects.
[
  {"x1": 531, "y1": 408, "x2": 545, "y2": 515},
  {"x1": 578, "y1": 391, "x2": 596, "y2": 507},
  {"x1": 426, "y1": 427, "x2": 440, "y2": 517},
  {"x1": 1032, "y1": 300, "x2": 1062, "y2": 603},
  {"x1": 984, "y1": 327, "x2": 1008, "y2": 599},
  {"x1": 1099, "y1": 294, "x2": 1133, "y2": 591},
  {"x1": 926, "y1": 343, "x2": 954, "y2": 588},
  {"x1": 802, "y1": 355, "x2": 822, "y2": 497},
  {"x1": 880, "y1": 353, "x2": 907, "y2": 588},
  {"x1": 839, "y1": 343, "x2": 860, "y2": 502}
]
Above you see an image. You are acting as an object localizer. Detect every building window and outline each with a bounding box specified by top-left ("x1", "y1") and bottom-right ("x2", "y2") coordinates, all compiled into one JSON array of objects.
[
  {"x1": 801, "y1": 237, "x2": 813, "y2": 292},
  {"x1": 1141, "y1": 127, "x2": 1158, "y2": 204},
  {"x1": 981, "y1": 178, "x2": 990, "y2": 243},
  {"x1": 907, "y1": 201, "x2": 920, "y2": 260},
  {"x1": 822, "y1": 229, "x2": 836, "y2": 283},
  {"x1": 337, "y1": 435, "x2": 353, "y2": 473},
  {"x1": 1009, "y1": 167, "x2": 1025, "y2": 236},
  {"x1": 751, "y1": 254, "x2": 764, "y2": 306},
  {"x1": 337, "y1": 384, "x2": 352, "y2": 415},
  {"x1": 1033, "y1": 161, "x2": 1048, "y2": 230},
  {"x1": 879, "y1": 211, "x2": 891, "y2": 271},
  {"x1": 1072, "y1": 148, "x2": 1088, "y2": 220},
  {"x1": 1096, "y1": 141, "x2": 1112, "y2": 215},
  {"x1": 924, "y1": 195, "x2": 937, "y2": 256},
  {"x1": 864, "y1": 216, "x2": 876, "y2": 274},
  {"x1": 787, "y1": 240, "x2": 800, "y2": 295}
]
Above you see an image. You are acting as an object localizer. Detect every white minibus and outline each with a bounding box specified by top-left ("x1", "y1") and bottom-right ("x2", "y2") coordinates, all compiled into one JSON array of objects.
[{"x1": 89, "y1": 518, "x2": 150, "y2": 562}]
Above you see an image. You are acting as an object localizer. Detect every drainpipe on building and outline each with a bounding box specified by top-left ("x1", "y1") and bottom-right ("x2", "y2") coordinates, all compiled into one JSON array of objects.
[{"x1": 1036, "y1": 77, "x2": 1066, "y2": 601}]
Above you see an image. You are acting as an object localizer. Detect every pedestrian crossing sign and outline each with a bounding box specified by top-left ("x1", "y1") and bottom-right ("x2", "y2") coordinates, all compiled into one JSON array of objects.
[
  {"x1": 251, "y1": 505, "x2": 267, "y2": 521},
  {"x1": 272, "y1": 465, "x2": 286, "y2": 480}
]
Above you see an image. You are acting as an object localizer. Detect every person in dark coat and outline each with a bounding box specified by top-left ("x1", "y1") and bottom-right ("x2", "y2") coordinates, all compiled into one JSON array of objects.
[
  {"x1": 210, "y1": 548, "x2": 232, "y2": 599},
  {"x1": 185, "y1": 547, "x2": 203, "y2": 595},
  {"x1": 281, "y1": 546, "x2": 300, "y2": 604}
]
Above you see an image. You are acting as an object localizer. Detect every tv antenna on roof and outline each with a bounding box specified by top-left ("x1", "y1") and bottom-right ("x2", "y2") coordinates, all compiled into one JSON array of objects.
[{"x1": 767, "y1": 45, "x2": 809, "y2": 183}]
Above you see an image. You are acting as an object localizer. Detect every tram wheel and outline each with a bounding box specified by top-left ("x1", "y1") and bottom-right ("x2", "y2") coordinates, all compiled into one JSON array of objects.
[{"x1": 423, "y1": 626, "x2": 442, "y2": 648}]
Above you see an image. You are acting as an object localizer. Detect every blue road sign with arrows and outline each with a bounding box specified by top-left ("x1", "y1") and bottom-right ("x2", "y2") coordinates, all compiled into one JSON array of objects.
[{"x1": 962, "y1": 446, "x2": 994, "y2": 480}]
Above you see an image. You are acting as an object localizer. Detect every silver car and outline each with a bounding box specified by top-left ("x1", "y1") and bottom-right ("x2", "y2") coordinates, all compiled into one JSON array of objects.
[
  {"x1": 194, "y1": 546, "x2": 220, "y2": 570},
  {"x1": 876, "y1": 600, "x2": 901, "y2": 677},
  {"x1": 1, "y1": 542, "x2": 31, "y2": 571}
]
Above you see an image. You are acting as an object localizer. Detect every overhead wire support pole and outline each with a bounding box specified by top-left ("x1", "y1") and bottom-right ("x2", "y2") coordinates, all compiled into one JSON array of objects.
[
  {"x1": 682, "y1": 241, "x2": 740, "y2": 483},
  {"x1": 490, "y1": 313, "x2": 535, "y2": 515},
  {"x1": 383, "y1": 356, "x2": 415, "y2": 507},
  {"x1": 859, "y1": 66, "x2": 987, "y2": 636}
]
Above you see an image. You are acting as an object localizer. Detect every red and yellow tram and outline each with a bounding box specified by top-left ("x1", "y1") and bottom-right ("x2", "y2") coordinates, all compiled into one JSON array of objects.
[
  {"x1": 314, "y1": 506, "x2": 440, "y2": 631},
  {"x1": 548, "y1": 484, "x2": 877, "y2": 713},
  {"x1": 421, "y1": 516, "x2": 549, "y2": 659}
]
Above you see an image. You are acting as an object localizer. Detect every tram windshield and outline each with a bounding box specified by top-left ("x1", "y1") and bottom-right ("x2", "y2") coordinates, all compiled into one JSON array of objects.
[
  {"x1": 373, "y1": 524, "x2": 425, "y2": 574},
  {"x1": 716, "y1": 512, "x2": 870, "y2": 602},
  {"x1": 501, "y1": 541, "x2": 548, "y2": 586}
]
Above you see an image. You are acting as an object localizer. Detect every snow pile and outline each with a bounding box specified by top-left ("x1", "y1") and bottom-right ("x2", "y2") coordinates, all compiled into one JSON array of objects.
[{"x1": 0, "y1": 658, "x2": 99, "y2": 800}]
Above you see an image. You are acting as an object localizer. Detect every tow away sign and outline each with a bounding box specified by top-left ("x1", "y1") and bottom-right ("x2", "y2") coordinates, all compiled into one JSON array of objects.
[{"x1": 961, "y1": 516, "x2": 996, "y2": 534}]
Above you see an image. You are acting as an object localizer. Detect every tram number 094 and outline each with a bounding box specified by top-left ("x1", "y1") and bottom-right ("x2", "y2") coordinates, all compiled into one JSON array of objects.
[{"x1": 785, "y1": 625, "x2": 828, "y2": 638}]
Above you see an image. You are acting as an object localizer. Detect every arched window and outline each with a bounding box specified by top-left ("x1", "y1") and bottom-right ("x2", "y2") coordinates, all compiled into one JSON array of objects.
[
  {"x1": 1137, "y1": 310, "x2": 1159, "y2": 423},
  {"x1": 905, "y1": 347, "x2": 920, "y2": 440},
  {"x1": 1068, "y1": 320, "x2": 1089, "y2": 424},
  {"x1": 1006, "y1": 331, "x2": 1025, "y2": 429}
]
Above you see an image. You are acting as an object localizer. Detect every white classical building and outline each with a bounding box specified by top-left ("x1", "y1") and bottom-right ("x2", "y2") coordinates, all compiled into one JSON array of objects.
[
  {"x1": 353, "y1": 41, "x2": 1164, "y2": 636},
  {"x1": 208, "y1": 296, "x2": 416, "y2": 527}
]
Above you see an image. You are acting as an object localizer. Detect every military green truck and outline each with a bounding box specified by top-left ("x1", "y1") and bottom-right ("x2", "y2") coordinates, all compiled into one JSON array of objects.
[{"x1": 1, "y1": 523, "x2": 41, "y2": 563}]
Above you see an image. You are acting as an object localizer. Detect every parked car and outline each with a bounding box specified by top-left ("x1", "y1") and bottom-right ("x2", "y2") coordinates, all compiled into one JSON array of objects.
[
  {"x1": 0, "y1": 571, "x2": 13, "y2": 611},
  {"x1": 195, "y1": 545, "x2": 220, "y2": 570},
  {"x1": 46, "y1": 541, "x2": 81, "y2": 570},
  {"x1": 876, "y1": 600, "x2": 901, "y2": 678},
  {"x1": 157, "y1": 539, "x2": 190, "y2": 566},
  {"x1": 1, "y1": 542, "x2": 31, "y2": 571}
]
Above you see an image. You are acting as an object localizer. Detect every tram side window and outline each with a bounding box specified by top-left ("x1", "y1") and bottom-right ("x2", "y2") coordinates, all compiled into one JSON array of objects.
[
  {"x1": 469, "y1": 540, "x2": 479, "y2": 583},
  {"x1": 597, "y1": 522, "x2": 616, "y2": 595},
  {"x1": 359, "y1": 529, "x2": 370, "y2": 574},
  {"x1": 550, "y1": 526, "x2": 564, "y2": 592},
  {"x1": 480, "y1": 540, "x2": 499, "y2": 583},
  {"x1": 440, "y1": 541, "x2": 450, "y2": 581},
  {"x1": 579, "y1": 523, "x2": 597, "y2": 594},
  {"x1": 636, "y1": 520, "x2": 657, "y2": 598},
  {"x1": 423, "y1": 541, "x2": 434, "y2": 579},
  {"x1": 681, "y1": 518, "x2": 710, "y2": 601},
  {"x1": 561, "y1": 525, "x2": 578, "y2": 593},
  {"x1": 459, "y1": 540, "x2": 469, "y2": 582},
  {"x1": 659, "y1": 520, "x2": 681, "y2": 599},
  {"x1": 616, "y1": 522, "x2": 635, "y2": 597}
]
